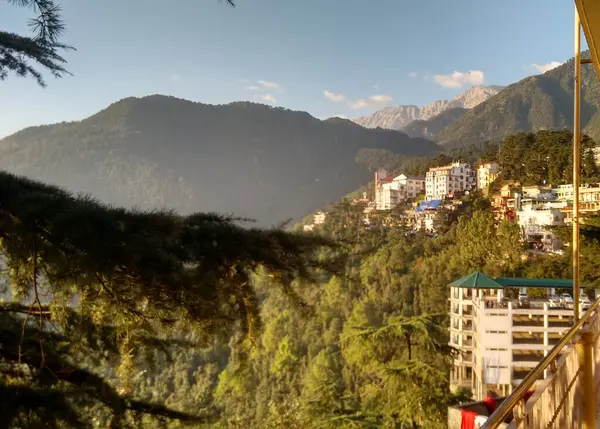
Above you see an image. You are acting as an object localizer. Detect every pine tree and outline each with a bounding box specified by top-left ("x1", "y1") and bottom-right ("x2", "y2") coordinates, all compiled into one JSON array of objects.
[{"x1": 0, "y1": 171, "x2": 335, "y2": 426}]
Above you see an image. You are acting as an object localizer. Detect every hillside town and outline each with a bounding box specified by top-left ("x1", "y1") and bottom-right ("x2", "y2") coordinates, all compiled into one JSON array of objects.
[{"x1": 303, "y1": 159, "x2": 600, "y2": 255}]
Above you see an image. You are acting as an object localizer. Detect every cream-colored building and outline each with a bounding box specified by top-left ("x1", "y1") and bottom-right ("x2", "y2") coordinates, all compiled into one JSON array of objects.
[
  {"x1": 425, "y1": 162, "x2": 476, "y2": 200},
  {"x1": 476, "y1": 162, "x2": 500, "y2": 192},
  {"x1": 375, "y1": 173, "x2": 425, "y2": 210},
  {"x1": 449, "y1": 272, "x2": 578, "y2": 400}
]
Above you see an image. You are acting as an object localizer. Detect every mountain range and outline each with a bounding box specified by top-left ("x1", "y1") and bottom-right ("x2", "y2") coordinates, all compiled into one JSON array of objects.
[
  {"x1": 434, "y1": 56, "x2": 600, "y2": 147},
  {"x1": 353, "y1": 85, "x2": 504, "y2": 130},
  {"x1": 0, "y1": 96, "x2": 439, "y2": 226}
]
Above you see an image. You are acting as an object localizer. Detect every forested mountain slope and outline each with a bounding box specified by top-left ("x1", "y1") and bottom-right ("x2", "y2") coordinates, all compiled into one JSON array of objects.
[
  {"x1": 0, "y1": 95, "x2": 439, "y2": 226},
  {"x1": 436, "y1": 55, "x2": 600, "y2": 148},
  {"x1": 402, "y1": 107, "x2": 468, "y2": 139}
]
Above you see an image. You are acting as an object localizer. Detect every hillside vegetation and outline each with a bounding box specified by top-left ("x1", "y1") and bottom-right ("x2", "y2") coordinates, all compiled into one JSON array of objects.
[
  {"x1": 436, "y1": 55, "x2": 600, "y2": 148},
  {"x1": 402, "y1": 107, "x2": 468, "y2": 139},
  {"x1": 0, "y1": 96, "x2": 439, "y2": 226}
]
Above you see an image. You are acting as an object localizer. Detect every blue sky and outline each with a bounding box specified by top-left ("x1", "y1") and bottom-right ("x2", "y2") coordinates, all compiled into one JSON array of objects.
[{"x1": 0, "y1": 0, "x2": 586, "y2": 137}]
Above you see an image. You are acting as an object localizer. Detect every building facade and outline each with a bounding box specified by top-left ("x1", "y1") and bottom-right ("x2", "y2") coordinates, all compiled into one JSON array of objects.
[
  {"x1": 476, "y1": 162, "x2": 500, "y2": 193},
  {"x1": 375, "y1": 172, "x2": 426, "y2": 210},
  {"x1": 449, "y1": 272, "x2": 577, "y2": 400},
  {"x1": 516, "y1": 205, "x2": 566, "y2": 252},
  {"x1": 425, "y1": 162, "x2": 476, "y2": 200}
]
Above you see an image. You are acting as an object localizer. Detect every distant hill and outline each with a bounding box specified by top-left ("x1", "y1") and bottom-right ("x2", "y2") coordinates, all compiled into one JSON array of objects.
[
  {"x1": 435, "y1": 54, "x2": 600, "y2": 148},
  {"x1": 401, "y1": 107, "x2": 468, "y2": 139},
  {"x1": 0, "y1": 95, "x2": 440, "y2": 226},
  {"x1": 353, "y1": 85, "x2": 502, "y2": 130}
]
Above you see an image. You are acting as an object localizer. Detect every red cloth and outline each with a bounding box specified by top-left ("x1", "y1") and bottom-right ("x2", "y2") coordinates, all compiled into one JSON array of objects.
[
  {"x1": 483, "y1": 396, "x2": 497, "y2": 414},
  {"x1": 524, "y1": 389, "x2": 535, "y2": 402},
  {"x1": 461, "y1": 409, "x2": 478, "y2": 429}
]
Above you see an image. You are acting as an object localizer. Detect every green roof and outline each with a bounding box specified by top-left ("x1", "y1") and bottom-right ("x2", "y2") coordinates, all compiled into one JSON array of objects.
[
  {"x1": 450, "y1": 272, "x2": 584, "y2": 289},
  {"x1": 449, "y1": 271, "x2": 504, "y2": 289},
  {"x1": 495, "y1": 277, "x2": 577, "y2": 289}
]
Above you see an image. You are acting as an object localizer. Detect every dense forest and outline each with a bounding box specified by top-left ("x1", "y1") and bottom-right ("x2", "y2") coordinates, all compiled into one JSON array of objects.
[
  {"x1": 3, "y1": 2, "x2": 600, "y2": 427},
  {"x1": 3, "y1": 129, "x2": 600, "y2": 428},
  {"x1": 0, "y1": 96, "x2": 440, "y2": 227}
]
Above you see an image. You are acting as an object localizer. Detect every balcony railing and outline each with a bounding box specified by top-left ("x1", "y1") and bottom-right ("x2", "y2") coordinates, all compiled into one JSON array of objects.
[{"x1": 482, "y1": 296, "x2": 600, "y2": 429}]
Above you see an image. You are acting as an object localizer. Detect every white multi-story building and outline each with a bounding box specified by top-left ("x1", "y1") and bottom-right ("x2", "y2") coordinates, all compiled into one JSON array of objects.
[
  {"x1": 449, "y1": 272, "x2": 578, "y2": 399},
  {"x1": 476, "y1": 162, "x2": 500, "y2": 192},
  {"x1": 590, "y1": 146, "x2": 600, "y2": 166},
  {"x1": 516, "y1": 205, "x2": 566, "y2": 252},
  {"x1": 314, "y1": 212, "x2": 326, "y2": 225},
  {"x1": 425, "y1": 162, "x2": 476, "y2": 200},
  {"x1": 375, "y1": 172, "x2": 426, "y2": 210}
]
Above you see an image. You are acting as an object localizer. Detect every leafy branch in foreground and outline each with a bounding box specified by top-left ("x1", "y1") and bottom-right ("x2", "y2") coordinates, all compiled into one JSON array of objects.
[
  {"x1": 0, "y1": 171, "x2": 336, "y2": 426},
  {"x1": 1, "y1": 0, "x2": 74, "y2": 86}
]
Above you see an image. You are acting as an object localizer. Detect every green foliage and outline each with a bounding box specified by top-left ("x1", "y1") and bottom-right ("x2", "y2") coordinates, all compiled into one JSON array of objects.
[
  {"x1": 402, "y1": 107, "x2": 468, "y2": 139},
  {"x1": 435, "y1": 54, "x2": 600, "y2": 147},
  {"x1": 498, "y1": 130, "x2": 600, "y2": 185},
  {"x1": 0, "y1": 96, "x2": 440, "y2": 227},
  {"x1": 1, "y1": 0, "x2": 74, "y2": 86},
  {"x1": 0, "y1": 171, "x2": 335, "y2": 427}
]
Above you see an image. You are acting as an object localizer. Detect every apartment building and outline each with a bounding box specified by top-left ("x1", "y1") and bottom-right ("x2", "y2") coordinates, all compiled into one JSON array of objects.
[
  {"x1": 425, "y1": 162, "x2": 476, "y2": 200},
  {"x1": 449, "y1": 272, "x2": 578, "y2": 400},
  {"x1": 551, "y1": 184, "x2": 600, "y2": 223},
  {"x1": 313, "y1": 211, "x2": 326, "y2": 225},
  {"x1": 591, "y1": 146, "x2": 600, "y2": 166},
  {"x1": 375, "y1": 171, "x2": 426, "y2": 210},
  {"x1": 476, "y1": 162, "x2": 500, "y2": 193},
  {"x1": 516, "y1": 205, "x2": 566, "y2": 252}
]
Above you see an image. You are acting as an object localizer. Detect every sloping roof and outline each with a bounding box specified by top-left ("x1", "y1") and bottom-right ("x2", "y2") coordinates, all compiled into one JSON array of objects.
[
  {"x1": 449, "y1": 271, "x2": 504, "y2": 289},
  {"x1": 415, "y1": 199, "x2": 442, "y2": 212}
]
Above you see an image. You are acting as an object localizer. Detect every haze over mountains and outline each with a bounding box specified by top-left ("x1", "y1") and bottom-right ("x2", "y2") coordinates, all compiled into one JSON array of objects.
[
  {"x1": 3, "y1": 54, "x2": 600, "y2": 225},
  {"x1": 0, "y1": 96, "x2": 439, "y2": 226},
  {"x1": 353, "y1": 85, "x2": 504, "y2": 130}
]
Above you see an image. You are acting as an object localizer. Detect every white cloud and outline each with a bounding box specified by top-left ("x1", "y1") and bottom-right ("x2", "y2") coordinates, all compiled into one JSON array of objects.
[
  {"x1": 434, "y1": 70, "x2": 485, "y2": 88},
  {"x1": 257, "y1": 80, "x2": 281, "y2": 91},
  {"x1": 533, "y1": 61, "x2": 563, "y2": 73},
  {"x1": 261, "y1": 94, "x2": 277, "y2": 104},
  {"x1": 170, "y1": 74, "x2": 182, "y2": 82},
  {"x1": 349, "y1": 94, "x2": 394, "y2": 110},
  {"x1": 323, "y1": 90, "x2": 393, "y2": 110},
  {"x1": 408, "y1": 72, "x2": 418, "y2": 78},
  {"x1": 323, "y1": 90, "x2": 346, "y2": 102},
  {"x1": 245, "y1": 85, "x2": 260, "y2": 91},
  {"x1": 369, "y1": 94, "x2": 393, "y2": 104},
  {"x1": 349, "y1": 99, "x2": 370, "y2": 110}
]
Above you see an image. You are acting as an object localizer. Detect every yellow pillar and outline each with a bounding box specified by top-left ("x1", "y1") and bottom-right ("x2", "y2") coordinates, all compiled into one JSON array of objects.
[
  {"x1": 577, "y1": 331, "x2": 595, "y2": 428},
  {"x1": 573, "y1": 6, "x2": 582, "y2": 322}
]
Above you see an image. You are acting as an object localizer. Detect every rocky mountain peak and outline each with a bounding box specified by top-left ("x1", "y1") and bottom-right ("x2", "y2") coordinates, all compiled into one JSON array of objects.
[{"x1": 352, "y1": 85, "x2": 504, "y2": 130}]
